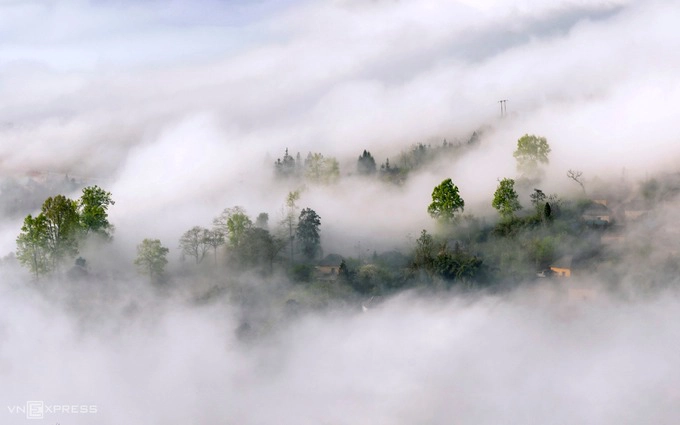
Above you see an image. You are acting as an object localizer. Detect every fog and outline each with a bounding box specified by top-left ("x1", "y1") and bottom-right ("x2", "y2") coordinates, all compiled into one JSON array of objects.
[
  {"x1": 2, "y1": 0, "x2": 680, "y2": 423},
  {"x1": 2, "y1": 278, "x2": 680, "y2": 424},
  {"x1": 2, "y1": 0, "x2": 680, "y2": 253}
]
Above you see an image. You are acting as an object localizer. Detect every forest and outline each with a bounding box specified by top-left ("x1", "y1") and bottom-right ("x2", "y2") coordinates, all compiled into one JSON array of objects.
[{"x1": 4, "y1": 131, "x2": 678, "y2": 337}]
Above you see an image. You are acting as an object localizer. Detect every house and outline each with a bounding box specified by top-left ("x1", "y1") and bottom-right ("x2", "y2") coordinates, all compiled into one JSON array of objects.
[
  {"x1": 315, "y1": 253, "x2": 344, "y2": 281},
  {"x1": 550, "y1": 256, "x2": 573, "y2": 277},
  {"x1": 581, "y1": 201, "x2": 611, "y2": 226},
  {"x1": 623, "y1": 199, "x2": 651, "y2": 222}
]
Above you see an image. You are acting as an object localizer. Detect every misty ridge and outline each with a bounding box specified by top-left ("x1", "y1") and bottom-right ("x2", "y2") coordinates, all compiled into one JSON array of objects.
[{"x1": 2, "y1": 0, "x2": 680, "y2": 424}]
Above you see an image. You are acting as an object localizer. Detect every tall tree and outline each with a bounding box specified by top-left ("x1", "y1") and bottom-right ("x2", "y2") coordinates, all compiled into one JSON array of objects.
[
  {"x1": 179, "y1": 226, "x2": 210, "y2": 264},
  {"x1": 305, "y1": 152, "x2": 340, "y2": 184},
  {"x1": 204, "y1": 229, "x2": 225, "y2": 265},
  {"x1": 79, "y1": 185, "x2": 115, "y2": 240},
  {"x1": 492, "y1": 178, "x2": 522, "y2": 219},
  {"x1": 274, "y1": 148, "x2": 297, "y2": 178},
  {"x1": 296, "y1": 208, "x2": 321, "y2": 261},
  {"x1": 427, "y1": 178, "x2": 465, "y2": 223},
  {"x1": 236, "y1": 227, "x2": 285, "y2": 273},
  {"x1": 16, "y1": 214, "x2": 50, "y2": 279},
  {"x1": 213, "y1": 206, "x2": 252, "y2": 249},
  {"x1": 513, "y1": 134, "x2": 550, "y2": 180},
  {"x1": 413, "y1": 229, "x2": 436, "y2": 272},
  {"x1": 134, "y1": 239, "x2": 169, "y2": 281},
  {"x1": 357, "y1": 150, "x2": 377, "y2": 175},
  {"x1": 255, "y1": 212, "x2": 269, "y2": 229},
  {"x1": 530, "y1": 189, "x2": 546, "y2": 215},
  {"x1": 41, "y1": 195, "x2": 80, "y2": 269},
  {"x1": 282, "y1": 190, "x2": 300, "y2": 264}
]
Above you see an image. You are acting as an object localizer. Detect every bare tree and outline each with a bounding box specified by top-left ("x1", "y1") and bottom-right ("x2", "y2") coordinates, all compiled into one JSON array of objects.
[
  {"x1": 567, "y1": 169, "x2": 586, "y2": 194},
  {"x1": 179, "y1": 226, "x2": 211, "y2": 264}
]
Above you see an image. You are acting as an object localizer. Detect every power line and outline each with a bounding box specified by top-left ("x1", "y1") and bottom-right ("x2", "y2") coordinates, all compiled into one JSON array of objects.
[{"x1": 498, "y1": 99, "x2": 508, "y2": 118}]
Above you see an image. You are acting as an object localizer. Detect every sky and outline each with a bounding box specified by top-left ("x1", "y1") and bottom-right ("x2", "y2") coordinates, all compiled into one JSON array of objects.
[{"x1": 1, "y1": 0, "x2": 679, "y2": 255}]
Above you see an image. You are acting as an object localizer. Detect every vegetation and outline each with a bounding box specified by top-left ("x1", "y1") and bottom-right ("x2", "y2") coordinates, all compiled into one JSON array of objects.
[
  {"x1": 428, "y1": 178, "x2": 465, "y2": 224},
  {"x1": 134, "y1": 238, "x2": 169, "y2": 282},
  {"x1": 514, "y1": 134, "x2": 550, "y2": 181},
  {"x1": 357, "y1": 150, "x2": 377, "y2": 175},
  {"x1": 296, "y1": 208, "x2": 321, "y2": 261},
  {"x1": 15, "y1": 186, "x2": 115, "y2": 279},
  {"x1": 492, "y1": 178, "x2": 522, "y2": 219},
  {"x1": 11, "y1": 130, "x2": 676, "y2": 317}
]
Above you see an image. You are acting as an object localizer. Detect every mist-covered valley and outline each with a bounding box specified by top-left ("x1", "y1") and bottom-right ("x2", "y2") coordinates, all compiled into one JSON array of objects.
[{"x1": 2, "y1": 0, "x2": 680, "y2": 423}]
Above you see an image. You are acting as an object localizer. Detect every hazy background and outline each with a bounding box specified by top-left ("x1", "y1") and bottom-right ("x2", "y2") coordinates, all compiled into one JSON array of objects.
[
  {"x1": 1, "y1": 0, "x2": 679, "y2": 255},
  {"x1": 2, "y1": 0, "x2": 680, "y2": 423}
]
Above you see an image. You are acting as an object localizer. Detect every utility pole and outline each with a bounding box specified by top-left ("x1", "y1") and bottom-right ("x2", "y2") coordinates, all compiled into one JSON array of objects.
[{"x1": 498, "y1": 99, "x2": 508, "y2": 118}]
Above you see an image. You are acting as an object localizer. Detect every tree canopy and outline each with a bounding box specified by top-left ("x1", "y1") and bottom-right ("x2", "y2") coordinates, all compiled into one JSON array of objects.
[
  {"x1": 492, "y1": 178, "x2": 522, "y2": 218},
  {"x1": 427, "y1": 178, "x2": 465, "y2": 223},
  {"x1": 357, "y1": 150, "x2": 377, "y2": 175},
  {"x1": 179, "y1": 226, "x2": 210, "y2": 264},
  {"x1": 15, "y1": 186, "x2": 116, "y2": 277},
  {"x1": 296, "y1": 208, "x2": 321, "y2": 261},
  {"x1": 213, "y1": 206, "x2": 252, "y2": 249},
  {"x1": 79, "y1": 185, "x2": 115, "y2": 239},
  {"x1": 134, "y1": 238, "x2": 169, "y2": 281},
  {"x1": 16, "y1": 214, "x2": 50, "y2": 279},
  {"x1": 513, "y1": 134, "x2": 550, "y2": 179}
]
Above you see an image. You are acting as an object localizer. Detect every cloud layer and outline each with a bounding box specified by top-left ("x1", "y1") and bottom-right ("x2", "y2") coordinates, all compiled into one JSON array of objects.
[{"x1": 1, "y1": 0, "x2": 679, "y2": 253}]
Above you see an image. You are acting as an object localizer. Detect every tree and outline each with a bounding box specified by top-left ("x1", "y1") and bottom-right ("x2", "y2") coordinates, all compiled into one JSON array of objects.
[
  {"x1": 412, "y1": 229, "x2": 436, "y2": 279},
  {"x1": 296, "y1": 208, "x2": 321, "y2": 261},
  {"x1": 204, "y1": 229, "x2": 225, "y2": 265},
  {"x1": 179, "y1": 226, "x2": 210, "y2": 264},
  {"x1": 41, "y1": 195, "x2": 80, "y2": 269},
  {"x1": 567, "y1": 169, "x2": 586, "y2": 194},
  {"x1": 357, "y1": 150, "x2": 377, "y2": 175},
  {"x1": 274, "y1": 148, "x2": 298, "y2": 178},
  {"x1": 530, "y1": 189, "x2": 546, "y2": 215},
  {"x1": 304, "y1": 153, "x2": 340, "y2": 184},
  {"x1": 492, "y1": 178, "x2": 522, "y2": 219},
  {"x1": 134, "y1": 239, "x2": 169, "y2": 280},
  {"x1": 16, "y1": 214, "x2": 50, "y2": 279},
  {"x1": 513, "y1": 134, "x2": 550, "y2": 180},
  {"x1": 213, "y1": 206, "x2": 252, "y2": 249},
  {"x1": 255, "y1": 213, "x2": 269, "y2": 229},
  {"x1": 427, "y1": 178, "x2": 465, "y2": 223},
  {"x1": 282, "y1": 190, "x2": 301, "y2": 264},
  {"x1": 79, "y1": 185, "x2": 115, "y2": 240},
  {"x1": 544, "y1": 202, "x2": 552, "y2": 221},
  {"x1": 236, "y1": 227, "x2": 285, "y2": 273}
]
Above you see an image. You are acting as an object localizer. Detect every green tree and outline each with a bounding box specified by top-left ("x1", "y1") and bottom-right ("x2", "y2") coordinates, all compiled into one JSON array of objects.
[
  {"x1": 282, "y1": 190, "x2": 301, "y2": 264},
  {"x1": 134, "y1": 239, "x2": 169, "y2": 281},
  {"x1": 179, "y1": 226, "x2": 210, "y2": 264},
  {"x1": 513, "y1": 134, "x2": 550, "y2": 179},
  {"x1": 412, "y1": 229, "x2": 436, "y2": 277},
  {"x1": 427, "y1": 178, "x2": 465, "y2": 223},
  {"x1": 79, "y1": 185, "x2": 115, "y2": 239},
  {"x1": 296, "y1": 208, "x2": 321, "y2": 261},
  {"x1": 16, "y1": 214, "x2": 50, "y2": 279},
  {"x1": 492, "y1": 178, "x2": 522, "y2": 219},
  {"x1": 236, "y1": 227, "x2": 285, "y2": 273},
  {"x1": 305, "y1": 153, "x2": 340, "y2": 184},
  {"x1": 357, "y1": 150, "x2": 377, "y2": 175},
  {"x1": 41, "y1": 195, "x2": 80, "y2": 269},
  {"x1": 213, "y1": 206, "x2": 252, "y2": 249},
  {"x1": 530, "y1": 189, "x2": 546, "y2": 215}
]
